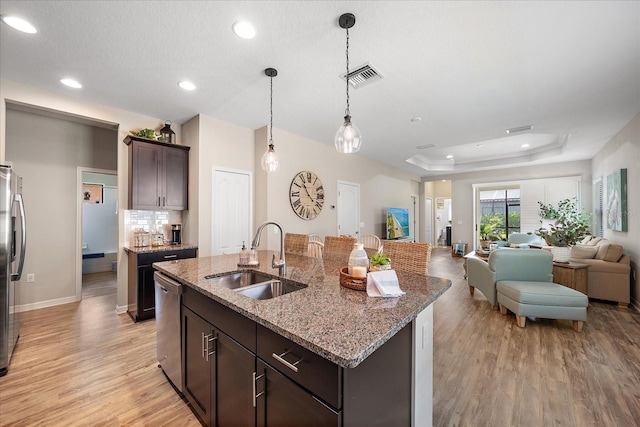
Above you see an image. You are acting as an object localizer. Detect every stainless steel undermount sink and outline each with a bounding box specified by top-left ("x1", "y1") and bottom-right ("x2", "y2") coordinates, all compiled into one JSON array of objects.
[
  {"x1": 205, "y1": 271, "x2": 274, "y2": 289},
  {"x1": 234, "y1": 280, "x2": 307, "y2": 300}
]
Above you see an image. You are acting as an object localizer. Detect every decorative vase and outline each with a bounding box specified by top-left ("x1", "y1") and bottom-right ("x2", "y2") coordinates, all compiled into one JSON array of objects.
[
  {"x1": 370, "y1": 264, "x2": 391, "y2": 271},
  {"x1": 550, "y1": 246, "x2": 571, "y2": 263}
]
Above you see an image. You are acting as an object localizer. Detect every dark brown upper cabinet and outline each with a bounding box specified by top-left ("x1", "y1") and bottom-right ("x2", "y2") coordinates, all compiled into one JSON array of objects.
[{"x1": 124, "y1": 135, "x2": 189, "y2": 210}]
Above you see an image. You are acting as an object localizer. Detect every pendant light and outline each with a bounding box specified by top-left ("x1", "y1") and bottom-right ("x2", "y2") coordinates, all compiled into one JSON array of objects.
[
  {"x1": 261, "y1": 68, "x2": 280, "y2": 172},
  {"x1": 335, "y1": 13, "x2": 362, "y2": 154}
]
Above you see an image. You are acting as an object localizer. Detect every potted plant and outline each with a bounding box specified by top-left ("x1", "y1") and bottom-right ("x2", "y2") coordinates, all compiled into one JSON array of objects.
[
  {"x1": 535, "y1": 198, "x2": 591, "y2": 262},
  {"x1": 479, "y1": 223, "x2": 499, "y2": 249},
  {"x1": 369, "y1": 252, "x2": 391, "y2": 271}
]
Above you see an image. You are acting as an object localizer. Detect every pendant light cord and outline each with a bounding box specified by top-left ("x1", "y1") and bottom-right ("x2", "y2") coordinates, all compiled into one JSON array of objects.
[
  {"x1": 269, "y1": 75, "x2": 274, "y2": 144},
  {"x1": 345, "y1": 26, "x2": 350, "y2": 117}
]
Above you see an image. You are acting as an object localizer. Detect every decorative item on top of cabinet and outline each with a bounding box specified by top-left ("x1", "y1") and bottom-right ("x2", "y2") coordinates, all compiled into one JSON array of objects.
[{"x1": 124, "y1": 135, "x2": 189, "y2": 210}]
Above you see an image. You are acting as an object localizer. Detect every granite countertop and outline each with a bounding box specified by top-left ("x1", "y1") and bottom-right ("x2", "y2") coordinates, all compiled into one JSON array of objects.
[
  {"x1": 153, "y1": 250, "x2": 451, "y2": 368},
  {"x1": 124, "y1": 243, "x2": 198, "y2": 254}
]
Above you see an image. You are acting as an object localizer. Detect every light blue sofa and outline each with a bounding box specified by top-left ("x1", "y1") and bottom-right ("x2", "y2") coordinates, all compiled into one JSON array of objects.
[
  {"x1": 493, "y1": 232, "x2": 546, "y2": 248},
  {"x1": 467, "y1": 248, "x2": 588, "y2": 331}
]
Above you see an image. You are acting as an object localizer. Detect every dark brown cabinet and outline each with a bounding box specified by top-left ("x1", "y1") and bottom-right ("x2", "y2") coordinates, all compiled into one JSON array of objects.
[
  {"x1": 256, "y1": 360, "x2": 341, "y2": 427},
  {"x1": 182, "y1": 288, "x2": 256, "y2": 427},
  {"x1": 127, "y1": 248, "x2": 196, "y2": 322},
  {"x1": 180, "y1": 285, "x2": 412, "y2": 426},
  {"x1": 124, "y1": 135, "x2": 189, "y2": 210}
]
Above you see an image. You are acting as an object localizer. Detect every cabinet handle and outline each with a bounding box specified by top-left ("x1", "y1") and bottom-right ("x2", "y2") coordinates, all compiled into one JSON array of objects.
[
  {"x1": 163, "y1": 196, "x2": 166, "y2": 207},
  {"x1": 252, "y1": 371, "x2": 265, "y2": 408},
  {"x1": 163, "y1": 255, "x2": 178, "y2": 259},
  {"x1": 272, "y1": 351, "x2": 302, "y2": 373},
  {"x1": 201, "y1": 332, "x2": 207, "y2": 359},
  {"x1": 203, "y1": 333, "x2": 217, "y2": 362},
  {"x1": 158, "y1": 196, "x2": 161, "y2": 207}
]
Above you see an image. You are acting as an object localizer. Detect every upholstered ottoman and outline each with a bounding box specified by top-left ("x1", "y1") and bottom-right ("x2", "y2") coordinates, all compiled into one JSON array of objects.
[{"x1": 497, "y1": 281, "x2": 588, "y2": 332}]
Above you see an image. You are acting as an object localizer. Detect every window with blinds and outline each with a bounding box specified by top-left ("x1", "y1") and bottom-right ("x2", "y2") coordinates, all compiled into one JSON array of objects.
[{"x1": 593, "y1": 177, "x2": 604, "y2": 237}]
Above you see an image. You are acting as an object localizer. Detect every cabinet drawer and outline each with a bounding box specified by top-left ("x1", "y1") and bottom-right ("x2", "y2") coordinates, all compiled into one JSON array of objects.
[
  {"x1": 139, "y1": 248, "x2": 197, "y2": 265},
  {"x1": 182, "y1": 286, "x2": 256, "y2": 353},
  {"x1": 257, "y1": 324, "x2": 342, "y2": 410}
]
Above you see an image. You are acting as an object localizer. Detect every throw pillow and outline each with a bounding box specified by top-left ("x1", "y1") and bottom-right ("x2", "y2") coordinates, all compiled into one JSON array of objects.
[
  {"x1": 587, "y1": 237, "x2": 603, "y2": 246},
  {"x1": 570, "y1": 244, "x2": 598, "y2": 259},
  {"x1": 595, "y1": 243, "x2": 624, "y2": 262},
  {"x1": 580, "y1": 235, "x2": 592, "y2": 244}
]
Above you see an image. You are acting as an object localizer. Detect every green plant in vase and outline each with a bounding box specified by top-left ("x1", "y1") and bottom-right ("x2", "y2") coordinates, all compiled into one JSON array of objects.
[
  {"x1": 535, "y1": 198, "x2": 591, "y2": 262},
  {"x1": 534, "y1": 198, "x2": 591, "y2": 247},
  {"x1": 369, "y1": 252, "x2": 391, "y2": 271}
]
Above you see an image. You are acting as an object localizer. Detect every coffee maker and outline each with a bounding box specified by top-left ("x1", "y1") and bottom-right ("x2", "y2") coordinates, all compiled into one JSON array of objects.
[{"x1": 171, "y1": 224, "x2": 182, "y2": 245}]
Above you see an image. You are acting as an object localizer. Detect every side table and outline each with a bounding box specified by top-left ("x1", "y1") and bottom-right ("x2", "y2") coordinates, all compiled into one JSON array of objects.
[{"x1": 552, "y1": 261, "x2": 589, "y2": 295}]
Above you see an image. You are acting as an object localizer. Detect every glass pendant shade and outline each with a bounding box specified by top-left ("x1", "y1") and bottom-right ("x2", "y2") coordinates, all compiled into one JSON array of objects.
[
  {"x1": 261, "y1": 143, "x2": 280, "y2": 172},
  {"x1": 334, "y1": 115, "x2": 361, "y2": 153}
]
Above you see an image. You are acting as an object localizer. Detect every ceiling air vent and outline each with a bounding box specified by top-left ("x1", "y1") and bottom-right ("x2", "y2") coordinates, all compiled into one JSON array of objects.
[
  {"x1": 416, "y1": 143, "x2": 437, "y2": 150},
  {"x1": 340, "y1": 62, "x2": 384, "y2": 89}
]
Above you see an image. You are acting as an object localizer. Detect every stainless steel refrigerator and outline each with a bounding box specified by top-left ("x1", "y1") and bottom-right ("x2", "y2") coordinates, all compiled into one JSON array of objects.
[{"x1": 0, "y1": 163, "x2": 26, "y2": 377}]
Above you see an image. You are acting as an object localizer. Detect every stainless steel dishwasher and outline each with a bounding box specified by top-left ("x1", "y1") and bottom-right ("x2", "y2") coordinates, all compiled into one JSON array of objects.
[{"x1": 154, "y1": 271, "x2": 182, "y2": 392}]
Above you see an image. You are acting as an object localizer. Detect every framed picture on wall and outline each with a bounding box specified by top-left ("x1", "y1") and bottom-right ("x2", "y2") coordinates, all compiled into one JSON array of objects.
[{"x1": 606, "y1": 168, "x2": 627, "y2": 231}]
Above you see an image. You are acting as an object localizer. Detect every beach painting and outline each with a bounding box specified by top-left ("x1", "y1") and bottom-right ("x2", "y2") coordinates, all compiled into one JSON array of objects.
[{"x1": 606, "y1": 168, "x2": 627, "y2": 231}]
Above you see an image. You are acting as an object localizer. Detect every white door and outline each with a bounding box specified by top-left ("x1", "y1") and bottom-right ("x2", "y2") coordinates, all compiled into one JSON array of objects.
[
  {"x1": 337, "y1": 181, "x2": 360, "y2": 237},
  {"x1": 410, "y1": 195, "x2": 418, "y2": 242},
  {"x1": 425, "y1": 198, "x2": 433, "y2": 245},
  {"x1": 212, "y1": 168, "x2": 252, "y2": 255}
]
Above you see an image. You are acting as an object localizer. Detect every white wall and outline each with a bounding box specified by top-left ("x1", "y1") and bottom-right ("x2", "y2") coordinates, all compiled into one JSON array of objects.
[
  {"x1": 592, "y1": 113, "x2": 639, "y2": 307},
  {"x1": 1, "y1": 78, "x2": 182, "y2": 312},
  {"x1": 6, "y1": 108, "x2": 117, "y2": 307},
  {"x1": 182, "y1": 114, "x2": 255, "y2": 257},
  {"x1": 254, "y1": 126, "x2": 420, "y2": 250},
  {"x1": 424, "y1": 160, "x2": 592, "y2": 248}
]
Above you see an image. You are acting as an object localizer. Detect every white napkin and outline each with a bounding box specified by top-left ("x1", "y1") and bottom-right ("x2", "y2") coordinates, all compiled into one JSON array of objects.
[{"x1": 366, "y1": 270, "x2": 405, "y2": 298}]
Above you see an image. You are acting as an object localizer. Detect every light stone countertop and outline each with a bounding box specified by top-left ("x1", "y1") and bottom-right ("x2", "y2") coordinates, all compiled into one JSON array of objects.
[{"x1": 153, "y1": 250, "x2": 451, "y2": 368}]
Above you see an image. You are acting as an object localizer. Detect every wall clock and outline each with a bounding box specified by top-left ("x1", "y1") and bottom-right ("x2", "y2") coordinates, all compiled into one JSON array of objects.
[{"x1": 289, "y1": 171, "x2": 324, "y2": 220}]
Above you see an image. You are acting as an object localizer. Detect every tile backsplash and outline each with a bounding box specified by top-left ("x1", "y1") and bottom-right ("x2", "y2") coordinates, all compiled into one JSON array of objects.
[{"x1": 124, "y1": 210, "x2": 182, "y2": 246}]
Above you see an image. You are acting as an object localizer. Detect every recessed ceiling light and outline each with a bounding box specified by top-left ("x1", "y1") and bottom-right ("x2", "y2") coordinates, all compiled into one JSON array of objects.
[
  {"x1": 411, "y1": 116, "x2": 422, "y2": 122},
  {"x1": 1, "y1": 16, "x2": 37, "y2": 33},
  {"x1": 233, "y1": 21, "x2": 256, "y2": 39},
  {"x1": 60, "y1": 78, "x2": 82, "y2": 89},
  {"x1": 521, "y1": 143, "x2": 530, "y2": 148},
  {"x1": 178, "y1": 81, "x2": 196, "y2": 91},
  {"x1": 446, "y1": 154, "x2": 454, "y2": 159},
  {"x1": 506, "y1": 124, "x2": 533, "y2": 134}
]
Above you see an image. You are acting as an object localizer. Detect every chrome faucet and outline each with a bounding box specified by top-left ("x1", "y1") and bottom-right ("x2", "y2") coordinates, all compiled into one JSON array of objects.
[{"x1": 251, "y1": 221, "x2": 286, "y2": 277}]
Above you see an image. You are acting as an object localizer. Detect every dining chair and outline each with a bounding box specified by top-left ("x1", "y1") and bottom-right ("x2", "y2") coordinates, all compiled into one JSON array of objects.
[
  {"x1": 307, "y1": 241, "x2": 324, "y2": 258},
  {"x1": 284, "y1": 233, "x2": 310, "y2": 255},
  {"x1": 360, "y1": 234, "x2": 382, "y2": 254},
  {"x1": 382, "y1": 240, "x2": 432, "y2": 276},
  {"x1": 323, "y1": 235, "x2": 357, "y2": 264},
  {"x1": 309, "y1": 234, "x2": 323, "y2": 244}
]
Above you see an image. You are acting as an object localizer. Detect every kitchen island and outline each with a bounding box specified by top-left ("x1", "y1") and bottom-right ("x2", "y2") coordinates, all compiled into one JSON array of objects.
[{"x1": 154, "y1": 250, "x2": 450, "y2": 427}]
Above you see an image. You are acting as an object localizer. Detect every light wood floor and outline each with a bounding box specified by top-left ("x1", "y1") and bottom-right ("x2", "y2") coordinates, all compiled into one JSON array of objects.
[
  {"x1": 429, "y1": 248, "x2": 640, "y2": 427},
  {"x1": 1, "y1": 253, "x2": 638, "y2": 426}
]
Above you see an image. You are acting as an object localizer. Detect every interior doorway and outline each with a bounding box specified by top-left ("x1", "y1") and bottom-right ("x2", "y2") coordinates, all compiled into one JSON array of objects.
[
  {"x1": 77, "y1": 168, "x2": 117, "y2": 300},
  {"x1": 212, "y1": 167, "x2": 252, "y2": 255},
  {"x1": 337, "y1": 181, "x2": 360, "y2": 237}
]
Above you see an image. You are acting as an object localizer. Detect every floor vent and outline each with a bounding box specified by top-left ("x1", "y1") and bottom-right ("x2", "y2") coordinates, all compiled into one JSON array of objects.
[{"x1": 341, "y1": 62, "x2": 384, "y2": 89}]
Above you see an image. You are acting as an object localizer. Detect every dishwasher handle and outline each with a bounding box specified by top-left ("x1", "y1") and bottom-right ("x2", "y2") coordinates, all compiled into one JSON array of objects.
[{"x1": 154, "y1": 271, "x2": 183, "y2": 295}]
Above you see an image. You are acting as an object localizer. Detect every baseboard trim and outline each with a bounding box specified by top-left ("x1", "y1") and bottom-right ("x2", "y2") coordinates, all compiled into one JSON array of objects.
[
  {"x1": 16, "y1": 295, "x2": 78, "y2": 312},
  {"x1": 115, "y1": 304, "x2": 128, "y2": 315}
]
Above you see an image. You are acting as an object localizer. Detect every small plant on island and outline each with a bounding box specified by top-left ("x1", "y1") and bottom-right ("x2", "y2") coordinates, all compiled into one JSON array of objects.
[{"x1": 369, "y1": 252, "x2": 391, "y2": 271}]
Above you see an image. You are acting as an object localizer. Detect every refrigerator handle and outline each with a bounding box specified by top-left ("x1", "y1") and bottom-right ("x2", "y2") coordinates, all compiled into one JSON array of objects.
[{"x1": 11, "y1": 194, "x2": 26, "y2": 281}]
